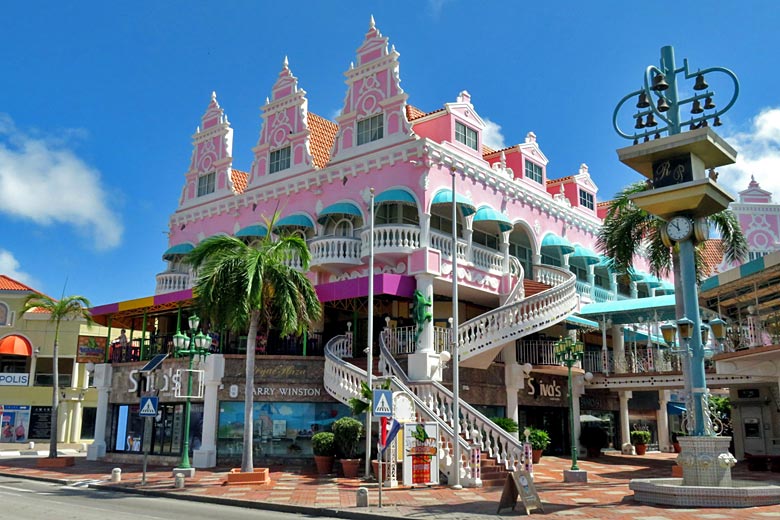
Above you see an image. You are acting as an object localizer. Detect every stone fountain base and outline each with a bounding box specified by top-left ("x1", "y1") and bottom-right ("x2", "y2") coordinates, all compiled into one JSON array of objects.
[{"x1": 630, "y1": 436, "x2": 780, "y2": 507}]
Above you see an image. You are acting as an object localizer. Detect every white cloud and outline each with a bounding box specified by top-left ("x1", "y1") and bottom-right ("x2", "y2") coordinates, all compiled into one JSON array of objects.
[
  {"x1": 0, "y1": 115, "x2": 123, "y2": 250},
  {"x1": 0, "y1": 249, "x2": 37, "y2": 287},
  {"x1": 720, "y1": 108, "x2": 780, "y2": 197},
  {"x1": 482, "y1": 118, "x2": 507, "y2": 150},
  {"x1": 427, "y1": 0, "x2": 451, "y2": 18}
]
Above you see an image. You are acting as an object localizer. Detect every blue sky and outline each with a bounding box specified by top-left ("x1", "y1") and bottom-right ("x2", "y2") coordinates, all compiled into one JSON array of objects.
[{"x1": 1, "y1": 1, "x2": 779, "y2": 305}]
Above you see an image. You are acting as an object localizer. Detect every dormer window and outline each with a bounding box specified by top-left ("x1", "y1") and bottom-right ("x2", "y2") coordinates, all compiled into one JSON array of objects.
[
  {"x1": 455, "y1": 122, "x2": 478, "y2": 151},
  {"x1": 269, "y1": 146, "x2": 291, "y2": 174},
  {"x1": 579, "y1": 189, "x2": 594, "y2": 210},
  {"x1": 357, "y1": 114, "x2": 384, "y2": 145},
  {"x1": 197, "y1": 172, "x2": 216, "y2": 196},
  {"x1": 524, "y1": 160, "x2": 543, "y2": 184}
]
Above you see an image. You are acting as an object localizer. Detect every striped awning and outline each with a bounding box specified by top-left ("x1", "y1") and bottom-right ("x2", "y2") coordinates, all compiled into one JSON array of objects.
[
  {"x1": 431, "y1": 189, "x2": 476, "y2": 216},
  {"x1": 540, "y1": 234, "x2": 575, "y2": 255},
  {"x1": 473, "y1": 206, "x2": 512, "y2": 232},
  {"x1": 317, "y1": 202, "x2": 363, "y2": 223},
  {"x1": 163, "y1": 242, "x2": 195, "y2": 260}
]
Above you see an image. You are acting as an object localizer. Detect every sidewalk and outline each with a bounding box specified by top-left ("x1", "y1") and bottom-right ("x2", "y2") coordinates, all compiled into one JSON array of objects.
[{"x1": 2, "y1": 451, "x2": 780, "y2": 519}]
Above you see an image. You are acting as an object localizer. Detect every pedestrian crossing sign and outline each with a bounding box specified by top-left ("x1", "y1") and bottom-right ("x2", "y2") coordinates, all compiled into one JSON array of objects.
[
  {"x1": 139, "y1": 396, "x2": 158, "y2": 417},
  {"x1": 373, "y1": 390, "x2": 393, "y2": 417}
]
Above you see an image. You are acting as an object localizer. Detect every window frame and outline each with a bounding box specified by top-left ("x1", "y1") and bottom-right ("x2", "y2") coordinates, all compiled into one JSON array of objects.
[
  {"x1": 524, "y1": 160, "x2": 543, "y2": 184},
  {"x1": 455, "y1": 121, "x2": 479, "y2": 151},
  {"x1": 579, "y1": 189, "x2": 595, "y2": 210},
  {"x1": 269, "y1": 145, "x2": 292, "y2": 174},
  {"x1": 197, "y1": 172, "x2": 216, "y2": 197},
  {"x1": 356, "y1": 114, "x2": 384, "y2": 146}
]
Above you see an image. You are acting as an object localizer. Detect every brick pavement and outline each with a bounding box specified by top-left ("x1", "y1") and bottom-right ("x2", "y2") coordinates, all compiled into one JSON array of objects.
[{"x1": 2, "y1": 452, "x2": 780, "y2": 519}]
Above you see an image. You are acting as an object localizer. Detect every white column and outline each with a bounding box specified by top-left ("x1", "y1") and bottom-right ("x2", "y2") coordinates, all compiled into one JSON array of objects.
[
  {"x1": 573, "y1": 374, "x2": 588, "y2": 456},
  {"x1": 419, "y1": 213, "x2": 431, "y2": 247},
  {"x1": 619, "y1": 390, "x2": 633, "y2": 454},
  {"x1": 58, "y1": 399, "x2": 70, "y2": 443},
  {"x1": 87, "y1": 364, "x2": 113, "y2": 460},
  {"x1": 29, "y1": 354, "x2": 38, "y2": 387},
  {"x1": 503, "y1": 343, "x2": 522, "y2": 439},
  {"x1": 612, "y1": 325, "x2": 625, "y2": 374},
  {"x1": 194, "y1": 354, "x2": 225, "y2": 468},
  {"x1": 657, "y1": 390, "x2": 671, "y2": 452}
]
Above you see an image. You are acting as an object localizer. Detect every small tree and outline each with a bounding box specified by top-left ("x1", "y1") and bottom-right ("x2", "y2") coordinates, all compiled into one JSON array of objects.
[
  {"x1": 332, "y1": 416, "x2": 364, "y2": 459},
  {"x1": 528, "y1": 428, "x2": 551, "y2": 451},
  {"x1": 21, "y1": 293, "x2": 93, "y2": 459}
]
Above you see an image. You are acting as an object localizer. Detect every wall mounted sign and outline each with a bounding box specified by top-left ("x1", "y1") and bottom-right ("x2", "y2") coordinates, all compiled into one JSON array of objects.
[
  {"x1": 0, "y1": 373, "x2": 29, "y2": 386},
  {"x1": 76, "y1": 335, "x2": 107, "y2": 364},
  {"x1": 652, "y1": 154, "x2": 693, "y2": 188},
  {"x1": 402, "y1": 423, "x2": 439, "y2": 486}
]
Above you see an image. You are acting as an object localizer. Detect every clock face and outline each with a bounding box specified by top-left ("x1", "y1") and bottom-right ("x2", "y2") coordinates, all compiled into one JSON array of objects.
[
  {"x1": 393, "y1": 392, "x2": 415, "y2": 422},
  {"x1": 667, "y1": 216, "x2": 693, "y2": 241}
]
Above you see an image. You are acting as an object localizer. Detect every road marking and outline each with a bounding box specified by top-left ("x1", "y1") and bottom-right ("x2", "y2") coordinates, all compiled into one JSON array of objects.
[{"x1": 0, "y1": 484, "x2": 35, "y2": 493}]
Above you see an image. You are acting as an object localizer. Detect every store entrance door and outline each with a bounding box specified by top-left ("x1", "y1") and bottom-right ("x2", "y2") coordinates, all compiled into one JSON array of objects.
[{"x1": 523, "y1": 407, "x2": 568, "y2": 455}]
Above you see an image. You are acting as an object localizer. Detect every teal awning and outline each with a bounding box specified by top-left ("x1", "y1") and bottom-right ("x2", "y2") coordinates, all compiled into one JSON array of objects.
[
  {"x1": 163, "y1": 242, "x2": 194, "y2": 260},
  {"x1": 317, "y1": 202, "x2": 363, "y2": 223},
  {"x1": 628, "y1": 269, "x2": 648, "y2": 282},
  {"x1": 431, "y1": 189, "x2": 476, "y2": 216},
  {"x1": 236, "y1": 225, "x2": 268, "y2": 238},
  {"x1": 375, "y1": 189, "x2": 416, "y2": 205},
  {"x1": 569, "y1": 245, "x2": 601, "y2": 266},
  {"x1": 473, "y1": 206, "x2": 512, "y2": 232},
  {"x1": 594, "y1": 256, "x2": 615, "y2": 272},
  {"x1": 624, "y1": 328, "x2": 668, "y2": 346},
  {"x1": 667, "y1": 402, "x2": 686, "y2": 415},
  {"x1": 564, "y1": 315, "x2": 600, "y2": 329},
  {"x1": 275, "y1": 214, "x2": 315, "y2": 229},
  {"x1": 579, "y1": 294, "x2": 677, "y2": 325},
  {"x1": 540, "y1": 234, "x2": 575, "y2": 255}
]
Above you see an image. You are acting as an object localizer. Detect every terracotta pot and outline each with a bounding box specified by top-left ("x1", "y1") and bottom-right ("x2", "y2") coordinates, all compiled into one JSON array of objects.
[
  {"x1": 314, "y1": 455, "x2": 334, "y2": 475},
  {"x1": 635, "y1": 443, "x2": 647, "y2": 456},
  {"x1": 340, "y1": 458, "x2": 361, "y2": 478},
  {"x1": 673, "y1": 442, "x2": 682, "y2": 454},
  {"x1": 532, "y1": 449, "x2": 543, "y2": 464}
]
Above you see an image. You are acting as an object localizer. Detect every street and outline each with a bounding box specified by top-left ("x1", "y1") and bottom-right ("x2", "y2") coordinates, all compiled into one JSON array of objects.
[{"x1": 0, "y1": 475, "x2": 334, "y2": 520}]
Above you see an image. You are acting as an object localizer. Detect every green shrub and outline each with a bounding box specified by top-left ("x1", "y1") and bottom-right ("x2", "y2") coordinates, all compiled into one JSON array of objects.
[
  {"x1": 312, "y1": 432, "x2": 335, "y2": 457},
  {"x1": 528, "y1": 428, "x2": 551, "y2": 451},
  {"x1": 332, "y1": 416, "x2": 364, "y2": 459},
  {"x1": 630, "y1": 430, "x2": 651, "y2": 445},
  {"x1": 490, "y1": 416, "x2": 519, "y2": 433}
]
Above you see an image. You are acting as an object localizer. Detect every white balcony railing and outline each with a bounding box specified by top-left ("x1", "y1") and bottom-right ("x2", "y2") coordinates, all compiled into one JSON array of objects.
[
  {"x1": 582, "y1": 349, "x2": 684, "y2": 375},
  {"x1": 429, "y1": 231, "x2": 468, "y2": 262},
  {"x1": 592, "y1": 286, "x2": 616, "y2": 303},
  {"x1": 384, "y1": 325, "x2": 451, "y2": 355},
  {"x1": 309, "y1": 236, "x2": 362, "y2": 266},
  {"x1": 155, "y1": 271, "x2": 191, "y2": 294},
  {"x1": 360, "y1": 224, "x2": 421, "y2": 256}
]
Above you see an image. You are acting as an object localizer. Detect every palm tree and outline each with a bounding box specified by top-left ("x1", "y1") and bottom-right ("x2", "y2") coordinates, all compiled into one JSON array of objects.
[
  {"x1": 186, "y1": 214, "x2": 321, "y2": 473},
  {"x1": 21, "y1": 294, "x2": 93, "y2": 459},
  {"x1": 597, "y1": 181, "x2": 748, "y2": 310}
]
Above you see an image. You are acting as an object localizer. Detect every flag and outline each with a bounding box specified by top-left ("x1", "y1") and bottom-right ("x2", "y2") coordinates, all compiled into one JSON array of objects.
[{"x1": 381, "y1": 418, "x2": 402, "y2": 454}]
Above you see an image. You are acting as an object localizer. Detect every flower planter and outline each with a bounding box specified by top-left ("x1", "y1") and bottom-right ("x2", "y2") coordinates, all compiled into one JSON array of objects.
[
  {"x1": 225, "y1": 467, "x2": 271, "y2": 485},
  {"x1": 340, "y1": 458, "x2": 361, "y2": 478},
  {"x1": 634, "y1": 443, "x2": 647, "y2": 456},
  {"x1": 532, "y1": 449, "x2": 543, "y2": 464},
  {"x1": 372, "y1": 459, "x2": 395, "y2": 481},
  {"x1": 673, "y1": 441, "x2": 682, "y2": 453},
  {"x1": 36, "y1": 456, "x2": 75, "y2": 468},
  {"x1": 314, "y1": 455, "x2": 334, "y2": 475}
]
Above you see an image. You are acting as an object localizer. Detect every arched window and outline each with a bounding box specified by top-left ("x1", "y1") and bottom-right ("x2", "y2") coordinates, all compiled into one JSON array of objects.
[
  {"x1": 0, "y1": 302, "x2": 9, "y2": 326},
  {"x1": 325, "y1": 218, "x2": 354, "y2": 238}
]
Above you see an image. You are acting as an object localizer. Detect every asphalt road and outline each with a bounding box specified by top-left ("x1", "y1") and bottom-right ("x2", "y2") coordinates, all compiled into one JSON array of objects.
[{"x1": 0, "y1": 475, "x2": 334, "y2": 520}]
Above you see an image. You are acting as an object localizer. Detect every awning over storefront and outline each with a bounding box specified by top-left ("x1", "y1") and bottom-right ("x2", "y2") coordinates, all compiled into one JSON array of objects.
[
  {"x1": 579, "y1": 295, "x2": 678, "y2": 324},
  {"x1": 569, "y1": 245, "x2": 601, "y2": 267},
  {"x1": 0, "y1": 335, "x2": 33, "y2": 356},
  {"x1": 316, "y1": 274, "x2": 416, "y2": 303},
  {"x1": 235, "y1": 224, "x2": 268, "y2": 238},
  {"x1": 90, "y1": 289, "x2": 196, "y2": 329},
  {"x1": 431, "y1": 189, "x2": 476, "y2": 216},
  {"x1": 274, "y1": 214, "x2": 315, "y2": 229},
  {"x1": 564, "y1": 315, "x2": 600, "y2": 329}
]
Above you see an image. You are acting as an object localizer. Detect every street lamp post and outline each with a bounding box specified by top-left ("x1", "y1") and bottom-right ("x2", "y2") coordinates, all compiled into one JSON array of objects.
[
  {"x1": 172, "y1": 314, "x2": 211, "y2": 476},
  {"x1": 554, "y1": 336, "x2": 584, "y2": 473}
]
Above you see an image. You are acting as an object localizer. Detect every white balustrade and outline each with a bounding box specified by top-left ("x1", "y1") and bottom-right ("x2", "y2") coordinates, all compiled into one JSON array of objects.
[
  {"x1": 471, "y1": 244, "x2": 504, "y2": 272},
  {"x1": 575, "y1": 279, "x2": 592, "y2": 299},
  {"x1": 429, "y1": 231, "x2": 468, "y2": 262},
  {"x1": 360, "y1": 225, "x2": 421, "y2": 255},
  {"x1": 459, "y1": 265, "x2": 578, "y2": 363},
  {"x1": 385, "y1": 325, "x2": 450, "y2": 355},
  {"x1": 309, "y1": 236, "x2": 362, "y2": 266},
  {"x1": 155, "y1": 271, "x2": 191, "y2": 294},
  {"x1": 592, "y1": 286, "x2": 616, "y2": 302}
]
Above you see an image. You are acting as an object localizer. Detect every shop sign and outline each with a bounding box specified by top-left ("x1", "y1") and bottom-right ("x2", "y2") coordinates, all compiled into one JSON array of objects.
[
  {"x1": 128, "y1": 367, "x2": 182, "y2": 396},
  {"x1": 76, "y1": 335, "x2": 107, "y2": 364},
  {"x1": 0, "y1": 373, "x2": 29, "y2": 386},
  {"x1": 402, "y1": 423, "x2": 439, "y2": 486},
  {"x1": 253, "y1": 386, "x2": 322, "y2": 397},
  {"x1": 526, "y1": 376, "x2": 562, "y2": 400},
  {"x1": 0, "y1": 405, "x2": 31, "y2": 442}
]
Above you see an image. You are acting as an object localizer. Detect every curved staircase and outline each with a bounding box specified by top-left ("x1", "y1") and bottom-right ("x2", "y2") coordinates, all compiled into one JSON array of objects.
[{"x1": 323, "y1": 263, "x2": 577, "y2": 487}]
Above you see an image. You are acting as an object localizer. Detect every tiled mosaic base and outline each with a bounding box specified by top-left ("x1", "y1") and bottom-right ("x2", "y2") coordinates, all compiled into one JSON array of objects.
[
  {"x1": 630, "y1": 478, "x2": 780, "y2": 507},
  {"x1": 677, "y1": 436, "x2": 735, "y2": 487}
]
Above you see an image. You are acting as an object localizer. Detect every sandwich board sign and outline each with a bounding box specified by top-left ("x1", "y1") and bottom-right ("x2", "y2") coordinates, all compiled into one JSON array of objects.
[
  {"x1": 139, "y1": 396, "x2": 158, "y2": 417},
  {"x1": 496, "y1": 470, "x2": 543, "y2": 515},
  {"x1": 373, "y1": 389, "x2": 393, "y2": 418}
]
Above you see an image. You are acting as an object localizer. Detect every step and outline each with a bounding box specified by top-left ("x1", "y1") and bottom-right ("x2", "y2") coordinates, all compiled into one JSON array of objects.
[{"x1": 523, "y1": 279, "x2": 552, "y2": 297}]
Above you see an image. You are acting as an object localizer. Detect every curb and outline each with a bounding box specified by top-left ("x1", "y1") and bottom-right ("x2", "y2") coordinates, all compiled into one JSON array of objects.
[{"x1": 0, "y1": 470, "x2": 409, "y2": 520}]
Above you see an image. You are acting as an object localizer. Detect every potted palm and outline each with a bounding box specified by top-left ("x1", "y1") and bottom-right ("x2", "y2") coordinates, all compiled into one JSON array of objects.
[
  {"x1": 333, "y1": 416, "x2": 363, "y2": 478},
  {"x1": 312, "y1": 432, "x2": 335, "y2": 475},
  {"x1": 631, "y1": 430, "x2": 651, "y2": 455},
  {"x1": 528, "y1": 428, "x2": 551, "y2": 463}
]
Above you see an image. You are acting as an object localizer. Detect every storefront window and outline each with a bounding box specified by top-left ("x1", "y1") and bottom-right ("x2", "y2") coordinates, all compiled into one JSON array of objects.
[
  {"x1": 109, "y1": 403, "x2": 203, "y2": 456},
  {"x1": 217, "y1": 401, "x2": 351, "y2": 461}
]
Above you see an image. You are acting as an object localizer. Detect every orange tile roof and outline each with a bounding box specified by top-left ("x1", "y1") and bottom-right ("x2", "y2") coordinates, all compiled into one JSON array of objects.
[
  {"x1": 597, "y1": 201, "x2": 612, "y2": 207},
  {"x1": 700, "y1": 239, "x2": 724, "y2": 277},
  {"x1": 231, "y1": 169, "x2": 248, "y2": 194},
  {"x1": 406, "y1": 105, "x2": 426, "y2": 121},
  {"x1": 0, "y1": 275, "x2": 35, "y2": 292},
  {"x1": 546, "y1": 175, "x2": 576, "y2": 185},
  {"x1": 481, "y1": 144, "x2": 495, "y2": 155},
  {"x1": 308, "y1": 113, "x2": 338, "y2": 169},
  {"x1": 482, "y1": 145, "x2": 515, "y2": 157}
]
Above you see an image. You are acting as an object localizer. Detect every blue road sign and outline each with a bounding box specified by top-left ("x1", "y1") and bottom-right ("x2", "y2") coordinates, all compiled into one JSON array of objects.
[
  {"x1": 139, "y1": 396, "x2": 159, "y2": 417},
  {"x1": 373, "y1": 389, "x2": 393, "y2": 417}
]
